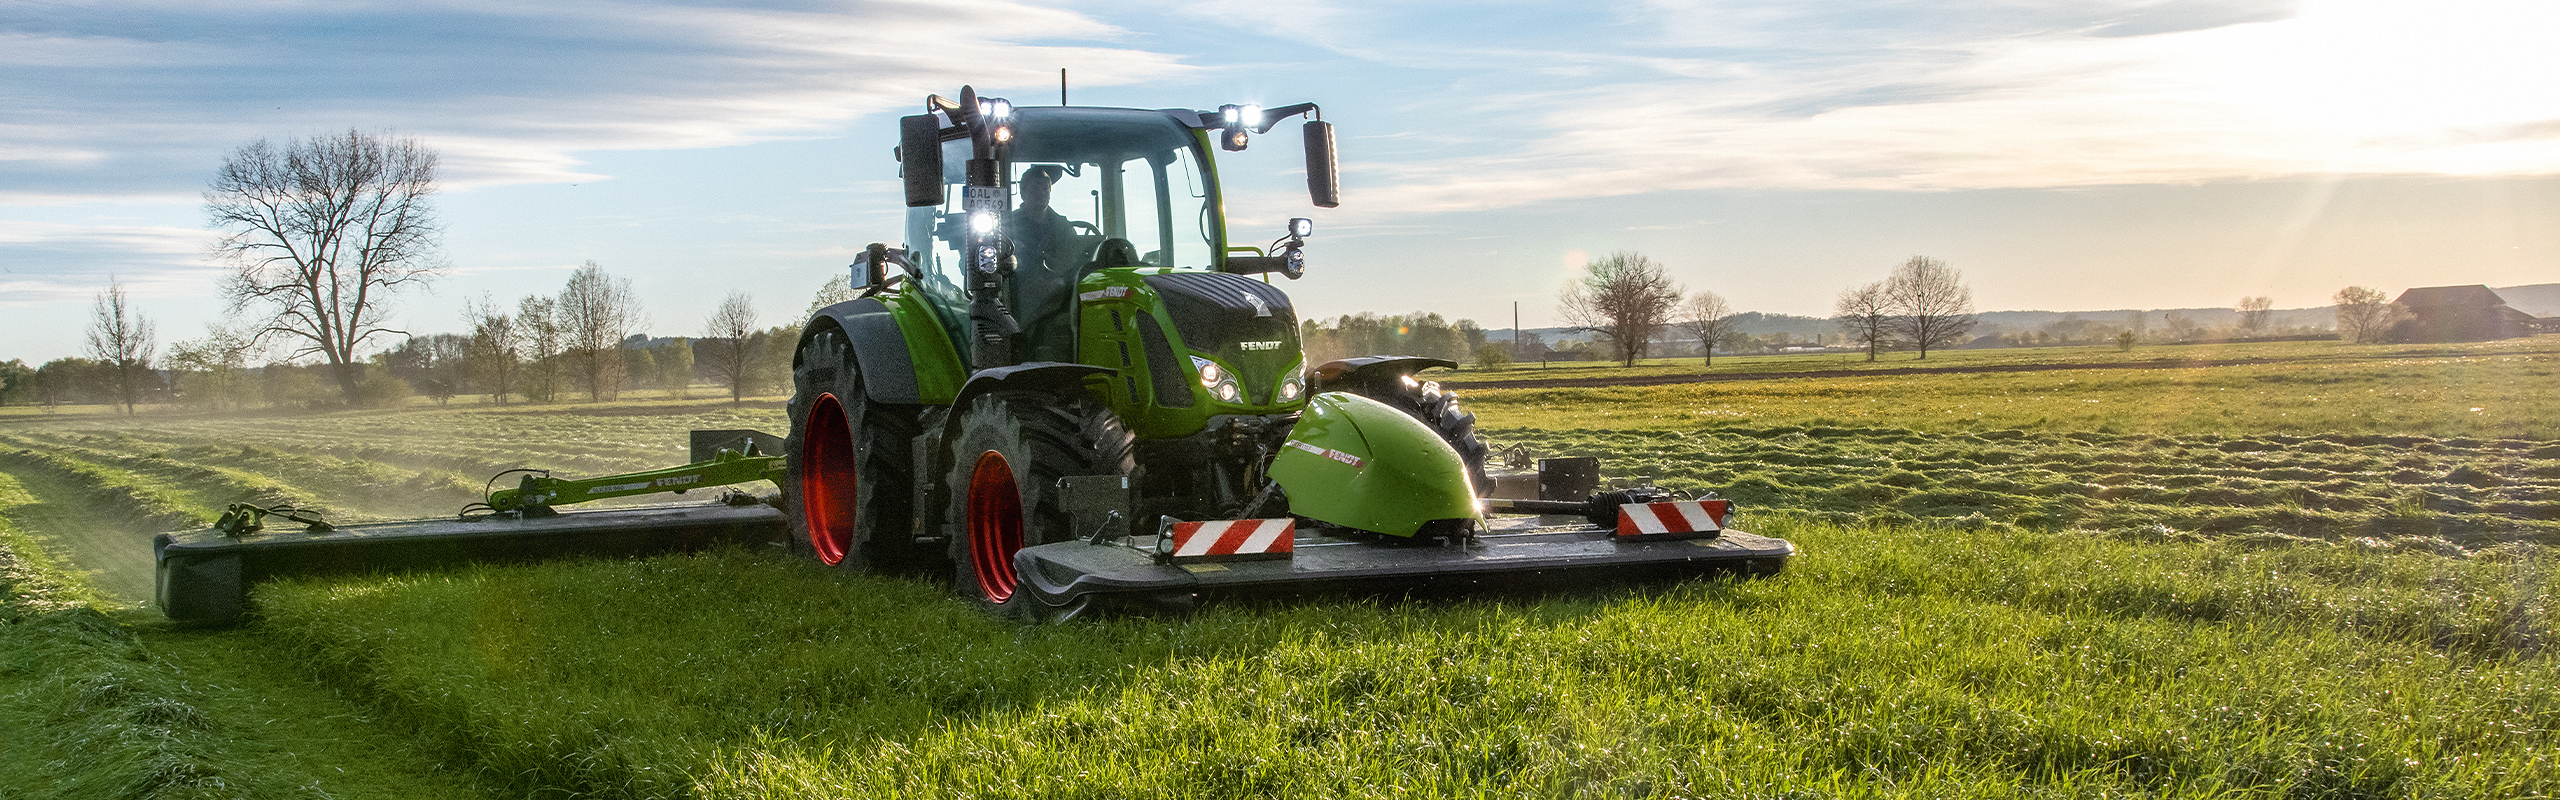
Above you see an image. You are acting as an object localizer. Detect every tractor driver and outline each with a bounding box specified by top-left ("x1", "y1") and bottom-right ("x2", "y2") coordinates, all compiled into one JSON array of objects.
[{"x1": 1005, "y1": 165, "x2": 1090, "y2": 359}]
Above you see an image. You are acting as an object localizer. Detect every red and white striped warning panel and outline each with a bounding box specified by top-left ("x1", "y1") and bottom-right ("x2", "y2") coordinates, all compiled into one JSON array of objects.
[
  {"x1": 1167, "y1": 518, "x2": 1297, "y2": 562},
  {"x1": 1614, "y1": 500, "x2": 1730, "y2": 540}
]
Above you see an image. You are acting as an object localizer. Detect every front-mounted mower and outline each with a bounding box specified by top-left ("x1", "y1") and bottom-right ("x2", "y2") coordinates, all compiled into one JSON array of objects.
[{"x1": 148, "y1": 89, "x2": 1792, "y2": 624}]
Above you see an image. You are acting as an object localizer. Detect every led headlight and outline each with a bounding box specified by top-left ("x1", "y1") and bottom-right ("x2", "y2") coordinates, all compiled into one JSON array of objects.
[
  {"x1": 1191, "y1": 356, "x2": 1242, "y2": 403},
  {"x1": 1276, "y1": 372, "x2": 1305, "y2": 402}
]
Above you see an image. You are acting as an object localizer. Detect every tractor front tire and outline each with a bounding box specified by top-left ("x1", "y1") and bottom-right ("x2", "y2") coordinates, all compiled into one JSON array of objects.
[
  {"x1": 944, "y1": 390, "x2": 1134, "y2": 616},
  {"x1": 785, "y1": 328, "x2": 925, "y2": 573}
]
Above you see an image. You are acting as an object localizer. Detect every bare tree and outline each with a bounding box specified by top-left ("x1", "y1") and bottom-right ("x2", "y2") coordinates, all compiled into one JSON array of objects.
[
  {"x1": 1558, "y1": 252, "x2": 1682, "y2": 367},
  {"x1": 518, "y1": 294, "x2": 564, "y2": 403},
  {"x1": 1884, "y1": 255, "x2": 1976, "y2": 359},
  {"x1": 206, "y1": 130, "x2": 444, "y2": 404},
  {"x1": 701, "y1": 291, "x2": 760, "y2": 402},
  {"x1": 556, "y1": 261, "x2": 646, "y2": 401},
  {"x1": 2236, "y1": 296, "x2": 2275, "y2": 338},
  {"x1": 461, "y1": 294, "x2": 520, "y2": 404},
  {"x1": 2334, "y1": 286, "x2": 2399, "y2": 344},
  {"x1": 1833, "y1": 281, "x2": 1892, "y2": 362},
  {"x1": 168, "y1": 325, "x2": 261, "y2": 410},
  {"x1": 1675, "y1": 290, "x2": 1740, "y2": 367},
  {"x1": 84, "y1": 277, "x2": 157, "y2": 415},
  {"x1": 805, "y1": 273, "x2": 861, "y2": 320}
]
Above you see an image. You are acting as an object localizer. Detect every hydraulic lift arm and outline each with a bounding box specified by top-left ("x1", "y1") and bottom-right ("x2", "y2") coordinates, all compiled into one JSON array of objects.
[{"x1": 476, "y1": 448, "x2": 783, "y2": 519}]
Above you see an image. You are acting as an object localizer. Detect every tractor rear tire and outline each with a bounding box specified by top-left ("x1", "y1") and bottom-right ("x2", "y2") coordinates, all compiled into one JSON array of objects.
[
  {"x1": 943, "y1": 389, "x2": 1134, "y2": 617},
  {"x1": 1346, "y1": 376, "x2": 1492, "y2": 495},
  {"x1": 785, "y1": 328, "x2": 926, "y2": 573}
]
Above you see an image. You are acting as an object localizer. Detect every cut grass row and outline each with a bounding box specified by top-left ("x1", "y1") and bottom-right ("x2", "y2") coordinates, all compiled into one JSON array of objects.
[
  {"x1": 0, "y1": 471, "x2": 480, "y2": 800},
  {"x1": 1482, "y1": 425, "x2": 2560, "y2": 548},
  {"x1": 246, "y1": 516, "x2": 2558, "y2": 798}
]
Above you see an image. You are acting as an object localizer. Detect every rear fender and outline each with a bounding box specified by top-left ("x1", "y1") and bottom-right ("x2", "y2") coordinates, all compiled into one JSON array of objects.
[{"x1": 805, "y1": 296, "x2": 965, "y2": 405}]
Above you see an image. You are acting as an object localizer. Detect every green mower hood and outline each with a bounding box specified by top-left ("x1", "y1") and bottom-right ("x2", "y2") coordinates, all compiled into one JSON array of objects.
[{"x1": 1268, "y1": 392, "x2": 1482, "y2": 537}]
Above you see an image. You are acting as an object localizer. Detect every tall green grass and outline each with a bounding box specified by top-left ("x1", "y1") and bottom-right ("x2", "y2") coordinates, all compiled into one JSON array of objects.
[{"x1": 255, "y1": 517, "x2": 2560, "y2": 798}]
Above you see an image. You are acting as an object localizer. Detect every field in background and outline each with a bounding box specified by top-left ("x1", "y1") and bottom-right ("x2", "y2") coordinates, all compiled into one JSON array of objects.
[{"x1": 3, "y1": 337, "x2": 2556, "y2": 797}]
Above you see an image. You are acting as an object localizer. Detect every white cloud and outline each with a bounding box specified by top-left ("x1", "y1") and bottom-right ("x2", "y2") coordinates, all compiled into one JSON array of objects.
[
  {"x1": 0, "y1": 0, "x2": 1199, "y2": 195},
  {"x1": 1335, "y1": 0, "x2": 2560, "y2": 212}
]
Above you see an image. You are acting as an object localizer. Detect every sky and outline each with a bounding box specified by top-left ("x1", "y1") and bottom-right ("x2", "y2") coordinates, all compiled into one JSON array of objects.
[{"x1": 5, "y1": 0, "x2": 2558, "y2": 363}]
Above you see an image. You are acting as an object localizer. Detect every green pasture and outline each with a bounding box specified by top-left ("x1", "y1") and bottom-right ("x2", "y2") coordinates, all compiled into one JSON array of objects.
[
  {"x1": 1, "y1": 337, "x2": 2555, "y2": 798},
  {"x1": 250, "y1": 519, "x2": 2558, "y2": 798}
]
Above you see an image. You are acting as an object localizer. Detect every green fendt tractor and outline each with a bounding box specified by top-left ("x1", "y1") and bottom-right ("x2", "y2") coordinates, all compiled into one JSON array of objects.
[{"x1": 785, "y1": 88, "x2": 1791, "y2": 616}]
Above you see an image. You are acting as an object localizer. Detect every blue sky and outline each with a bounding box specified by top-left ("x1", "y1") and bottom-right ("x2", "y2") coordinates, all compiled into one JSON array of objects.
[{"x1": 5, "y1": 0, "x2": 2557, "y2": 363}]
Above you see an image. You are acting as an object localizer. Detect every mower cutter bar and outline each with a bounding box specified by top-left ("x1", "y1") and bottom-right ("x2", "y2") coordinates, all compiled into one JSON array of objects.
[{"x1": 155, "y1": 501, "x2": 785, "y2": 624}]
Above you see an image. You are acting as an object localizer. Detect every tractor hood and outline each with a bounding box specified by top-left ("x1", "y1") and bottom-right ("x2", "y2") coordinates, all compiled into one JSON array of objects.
[
  {"x1": 1145, "y1": 272, "x2": 1301, "y2": 404},
  {"x1": 1268, "y1": 392, "x2": 1481, "y2": 538}
]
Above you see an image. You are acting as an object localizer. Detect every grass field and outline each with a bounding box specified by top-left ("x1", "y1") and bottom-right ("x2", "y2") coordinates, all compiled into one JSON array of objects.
[{"x1": 2, "y1": 337, "x2": 2556, "y2": 798}]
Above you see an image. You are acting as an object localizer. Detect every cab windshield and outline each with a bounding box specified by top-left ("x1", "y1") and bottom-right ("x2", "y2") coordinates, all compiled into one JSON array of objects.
[{"x1": 907, "y1": 108, "x2": 1221, "y2": 301}]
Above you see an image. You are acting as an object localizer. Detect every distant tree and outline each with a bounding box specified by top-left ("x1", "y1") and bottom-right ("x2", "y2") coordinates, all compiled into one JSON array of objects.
[
  {"x1": 2162, "y1": 312, "x2": 2203, "y2": 343},
  {"x1": 1832, "y1": 281, "x2": 1892, "y2": 362},
  {"x1": 518, "y1": 294, "x2": 564, "y2": 403},
  {"x1": 2333, "y1": 286, "x2": 2398, "y2": 344},
  {"x1": 656, "y1": 338, "x2": 694, "y2": 399},
  {"x1": 0, "y1": 359, "x2": 33, "y2": 407},
  {"x1": 2115, "y1": 331, "x2": 2136, "y2": 351},
  {"x1": 1675, "y1": 290, "x2": 1739, "y2": 367},
  {"x1": 84, "y1": 277, "x2": 158, "y2": 415},
  {"x1": 167, "y1": 325, "x2": 260, "y2": 410},
  {"x1": 1454, "y1": 319, "x2": 1488, "y2": 357},
  {"x1": 701, "y1": 291, "x2": 761, "y2": 402},
  {"x1": 805, "y1": 274, "x2": 860, "y2": 320},
  {"x1": 384, "y1": 333, "x2": 469, "y2": 405},
  {"x1": 557, "y1": 261, "x2": 646, "y2": 401},
  {"x1": 206, "y1": 129, "x2": 444, "y2": 404},
  {"x1": 2236, "y1": 296, "x2": 2275, "y2": 337},
  {"x1": 1559, "y1": 251, "x2": 1681, "y2": 367},
  {"x1": 1884, "y1": 256, "x2": 1975, "y2": 359},
  {"x1": 757, "y1": 323, "x2": 802, "y2": 395},
  {"x1": 464, "y1": 294, "x2": 521, "y2": 404},
  {"x1": 1472, "y1": 342, "x2": 1513, "y2": 370}
]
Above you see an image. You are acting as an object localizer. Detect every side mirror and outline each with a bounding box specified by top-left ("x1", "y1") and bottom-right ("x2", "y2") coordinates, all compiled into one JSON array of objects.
[
  {"x1": 862, "y1": 243, "x2": 889, "y2": 288},
  {"x1": 900, "y1": 114, "x2": 943, "y2": 208},
  {"x1": 1303, "y1": 120, "x2": 1339, "y2": 208}
]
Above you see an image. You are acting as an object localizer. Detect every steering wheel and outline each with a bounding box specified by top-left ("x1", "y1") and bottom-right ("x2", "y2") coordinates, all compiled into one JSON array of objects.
[
  {"x1": 1092, "y1": 238, "x2": 1143, "y2": 270},
  {"x1": 1070, "y1": 220, "x2": 1101, "y2": 236}
]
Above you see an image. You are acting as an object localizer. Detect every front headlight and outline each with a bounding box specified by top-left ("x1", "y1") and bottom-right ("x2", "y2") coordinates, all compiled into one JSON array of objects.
[{"x1": 1192, "y1": 356, "x2": 1242, "y2": 403}]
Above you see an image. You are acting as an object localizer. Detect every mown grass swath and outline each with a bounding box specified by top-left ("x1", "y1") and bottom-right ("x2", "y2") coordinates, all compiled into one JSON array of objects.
[
  {"x1": 251, "y1": 517, "x2": 2557, "y2": 798},
  {"x1": 0, "y1": 473, "x2": 478, "y2": 800}
]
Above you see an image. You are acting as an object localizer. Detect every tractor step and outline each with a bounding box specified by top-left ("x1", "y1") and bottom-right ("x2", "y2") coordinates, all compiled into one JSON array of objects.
[
  {"x1": 1013, "y1": 515, "x2": 1792, "y2": 615},
  {"x1": 155, "y1": 500, "x2": 785, "y2": 624}
]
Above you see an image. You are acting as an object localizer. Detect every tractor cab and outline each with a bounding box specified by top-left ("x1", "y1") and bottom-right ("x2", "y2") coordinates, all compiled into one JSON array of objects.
[
  {"x1": 905, "y1": 107, "x2": 1224, "y2": 362},
  {"x1": 889, "y1": 92, "x2": 1336, "y2": 373}
]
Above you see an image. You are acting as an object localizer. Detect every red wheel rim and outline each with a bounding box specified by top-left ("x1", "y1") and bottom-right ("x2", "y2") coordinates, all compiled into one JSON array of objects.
[
  {"x1": 965, "y1": 450, "x2": 1023, "y2": 603},
  {"x1": 799, "y1": 394, "x2": 856, "y2": 565}
]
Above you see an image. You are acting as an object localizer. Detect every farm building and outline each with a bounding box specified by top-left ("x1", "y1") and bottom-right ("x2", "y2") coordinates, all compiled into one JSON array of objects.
[{"x1": 2386, "y1": 284, "x2": 2540, "y2": 343}]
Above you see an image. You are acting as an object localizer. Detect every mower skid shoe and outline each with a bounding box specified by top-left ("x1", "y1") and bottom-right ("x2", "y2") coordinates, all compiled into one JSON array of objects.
[{"x1": 1011, "y1": 526, "x2": 1793, "y2": 615}]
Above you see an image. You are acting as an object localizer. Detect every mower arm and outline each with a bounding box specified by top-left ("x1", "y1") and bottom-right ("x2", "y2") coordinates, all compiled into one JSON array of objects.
[{"x1": 482, "y1": 448, "x2": 784, "y2": 518}]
